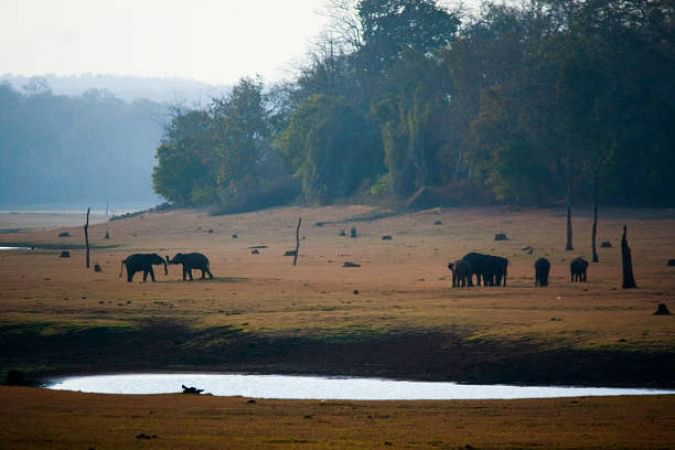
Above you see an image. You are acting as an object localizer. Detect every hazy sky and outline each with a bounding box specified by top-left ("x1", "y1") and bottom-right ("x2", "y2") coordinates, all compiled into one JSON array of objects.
[{"x1": 0, "y1": 0, "x2": 332, "y2": 85}]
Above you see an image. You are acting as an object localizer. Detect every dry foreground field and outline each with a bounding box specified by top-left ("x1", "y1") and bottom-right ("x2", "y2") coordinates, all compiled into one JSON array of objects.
[{"x1": 1, "y1": 205, "x2": 674, "y2": 449}]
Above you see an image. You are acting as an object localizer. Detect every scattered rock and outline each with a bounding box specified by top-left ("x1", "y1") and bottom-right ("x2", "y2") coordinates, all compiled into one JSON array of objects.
[
  {"x1": 654, "y1": 303, "x2": 672, "y2": 315},
  {"x1": 247, "y1": 399, "x2": 257, "y2": 404},
  {"x1": 601, "y1": 241, "x2": 612, "y2": 248},
  {"x1": 350, "y1": 226, "x2": 358, "y2": 238},
  {"x1": 232, "y1": 233, "x2": 239, "y2": 239},
  {"x1": 339, "y1": 229, "x2": 347, "y2": 237},
  {"x1": 284, "y1": 249, "x2": 297, "y2": 257},
  {"x1": 495, "y1": 233, "x2": 509, "y2": 241},
  {"x1": 94, "y1": 263, "x2": 102, "y2": 272},
  {"x1": 550, "y1": 317, "x2": 562, "y2": 321},
  {"x1": 304, "y1": 415, "x2": 313, "y2": 419},
  {"x1": 433, "y1": 220, "x2": 442, "y2": 225},
  {"x1": 353, "y1": 289, "x2": 359, "y2": 295},
  {"x1": 207, "y1": 229, "x2": 214, "y2": 234},
  {"x1": 522, "y1": 245, "x2": 534, "y2": 254},
  {"x1": 135, "y1": 433, "x2": 157, "y2": 440},
  {"x1": 181, "y1": 384, "x2": 204, "y2": 395},
  {"x1": 342, "y1": 261, "x2": 361, "y2": 268},
  {"x1": 382, "y1": 235, "x2": 393, "y2": 240},
  {"x1": 251, "y1": 249, "x2": 260, "y2": 255},
  {"x1": 59, "y1": 251, "x2": 71, "y2": 258},
  {"x1": 58, "y1": 231, "x2": 71, "y2": 237},
  {"x1": 618, "y1": 338, "x2": 627, "y2": 342},
  {"x1": 667, "y1": 259, "x2": 675, "y2": 267}
]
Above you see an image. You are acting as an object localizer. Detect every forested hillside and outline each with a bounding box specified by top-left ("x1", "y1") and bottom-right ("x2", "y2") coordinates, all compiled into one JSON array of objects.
[
  {"x1": 154, "y1": 0, "x2": 675, "y2": 210},
  {"x1": 0, "y1": 83, "x2": 165, "y2": 206}
]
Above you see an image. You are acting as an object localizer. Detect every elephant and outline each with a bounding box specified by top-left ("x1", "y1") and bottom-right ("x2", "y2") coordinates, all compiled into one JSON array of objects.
[
  {"x1": 119, "y1": 253, "x2": 167, "y2": 283},
  {"x1": 534, "y1": 257, "x2": 551, "y2": 286},
  {"x1": 480, "y1": 255, "x2": 509, "y2": 287},
  {"x1": 570, "y1": 257, "x2": 589, "y2": 282},
  {"x1": 462, "y1": 253, "x2": 508, "y2": 287},
  {"x1": 462, "y1": 252, "x2": 489, "y2": 286},
  {"x1": 448, "y1": 259, "x2": 473, "y2": 287},
  {"x1": 167, "y1": 252, "x2": 214, "y2": 281}
]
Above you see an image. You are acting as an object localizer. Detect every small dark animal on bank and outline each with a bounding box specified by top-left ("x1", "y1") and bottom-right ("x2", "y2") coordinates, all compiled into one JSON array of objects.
[
  {"x1": 181, "y1": 384, "x2": 204, "y2": 395},
  {"x1": 167, "y1": 252, "x2": 213, "y2": 281},
  {"x1": 534, "y1": 257, "x2": 551, "y2": 287},
  {"x1": 570, "y1": 257, "x2": 589, "y2": 282},
  {"x1": 654, "y1": 303, "x2": 671, "y2": 315},
  {"x1": 448, "y1": 259, "x2": 472, "y2": 287},
  {"x1": 119, "y1": 253, "x2": 167, "y2": 283}
]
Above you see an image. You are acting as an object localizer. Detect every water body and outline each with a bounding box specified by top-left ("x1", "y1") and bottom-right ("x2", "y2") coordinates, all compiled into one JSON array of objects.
[
  {"x1": 47, "y1": 374, "x2": 675, "y2": 400},
  {"x1": 0, "y1": 246, "x2": 32, "y2": 251}
]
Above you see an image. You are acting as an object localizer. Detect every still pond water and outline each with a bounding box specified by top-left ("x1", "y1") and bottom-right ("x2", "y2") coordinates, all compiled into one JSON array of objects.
[{"x1": 47, "y1": 374, "x2": 675, "y2": 400}]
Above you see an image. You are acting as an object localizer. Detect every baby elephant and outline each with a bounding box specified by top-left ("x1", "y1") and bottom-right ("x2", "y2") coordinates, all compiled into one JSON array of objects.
[
  {"x1": 167, "y1": 252, "x2": 214, "y2": 281},
  {"x1": 448, "y1": 259, "x2": 473, "y2": 287},
  {"x1": 570, "y1": 257, "x2": 589, "y2": 282},
  {"x1": 534, "y1": 257, "x2": 551, "y2": 286}
]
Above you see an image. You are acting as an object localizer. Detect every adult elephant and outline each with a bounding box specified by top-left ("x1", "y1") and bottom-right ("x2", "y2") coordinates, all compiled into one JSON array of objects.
[
  {"x1": 481, "y1": 255, "x2": 509, "y2": 287},
  {"x1": 119, "y1": 253, "x2": 167, "y2": 283},
  {"x1": 534, "y1": 257, "x2": 551, "y2": 286},
  {"x1": 448, "y1": 259, "x2": 472, "y2": 287},
  {"x1": 570, "y1": 257, "x2": 589, "y2": 282},
  {"x1": 462, "y1": 253, "x2": 508, "y2": 287},
  {"x1": 167, "y1": 252, "x2": 214, "y2": 281},
  {"x1": 462, "y1": 252, "x2": 489, "y2": 286}
]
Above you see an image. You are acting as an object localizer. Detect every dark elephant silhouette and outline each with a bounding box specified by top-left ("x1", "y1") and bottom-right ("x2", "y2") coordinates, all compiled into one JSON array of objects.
[
  {"x1": 462, "y1": 252, "x2": 488, "y2": 286},
  {"x1": 461, "y1": 253, "x2": 508, "y2": 287},
  {"x1": 570, "y1": 257, "x2": 589, "y2": 282},
  {"x1": 487, "y1": 255, "x2": 509, "y2": 286},
  {"x1": 167, "y1": 252, "x2": 214, "y2": 281},
  {"x1": 448, "y1": 259, "x2": 472, "y2": 287},
  {"x1": 119, "y1": 253, "x2": 167, "y2": 282},
  {"x1": 534, "y1": 257, "x2": 551, "y2": 286}
]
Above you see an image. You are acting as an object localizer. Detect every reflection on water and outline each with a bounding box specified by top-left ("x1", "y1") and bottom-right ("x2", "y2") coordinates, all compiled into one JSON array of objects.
[
  {"x1": 0, "y1": 246, "x2": 32, "y2": 251},
  {"x1": 47, "y1": 374, "x2": 675, "y2": 400}
]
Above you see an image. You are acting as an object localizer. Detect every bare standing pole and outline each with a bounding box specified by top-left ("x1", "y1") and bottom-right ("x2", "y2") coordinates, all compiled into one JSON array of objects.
[
  {"x1": 293, "y1": 217, "x2": 302, "y2": 266},
  {"x1": 84, "y1": 207, "x2": 91, "y2": 268},
  {"x1": 621, "y1": 225, "x2": 637, "y2": 289}
]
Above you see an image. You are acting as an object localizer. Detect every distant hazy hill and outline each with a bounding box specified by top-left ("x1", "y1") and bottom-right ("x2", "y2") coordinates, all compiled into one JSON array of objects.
[
  {"x1": 0, "y1": 73, "x2": 231, "y2": 104},
  {"x1": 0, "y1": 83, "x2": 168, "y2": 206}
]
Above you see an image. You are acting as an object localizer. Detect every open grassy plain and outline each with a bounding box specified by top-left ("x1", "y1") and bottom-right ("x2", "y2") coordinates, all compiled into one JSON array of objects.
[{"x1": 1, "y1": 205, "x2": 674, "y2": 448}]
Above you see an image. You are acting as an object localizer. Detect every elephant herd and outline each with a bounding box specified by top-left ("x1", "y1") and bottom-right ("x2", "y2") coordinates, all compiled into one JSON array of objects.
[
  {"x1": 448, "y1": 253, "x2": 589, "y2": 288},
  {"x1": 119, "y1": 252, "x2": 213, "y2": 283}
]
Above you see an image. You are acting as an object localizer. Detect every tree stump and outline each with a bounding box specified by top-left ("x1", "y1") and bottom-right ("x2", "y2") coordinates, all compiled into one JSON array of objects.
[
  {"x1": 59, "y1": 251, "x2": 70, "y2": 258},
  {"x1": 654, "y1": 304, "x2": 671, "y2": 315},
  {"x1": 495, "y1": 233, "x2": 508, "y2": 241}
]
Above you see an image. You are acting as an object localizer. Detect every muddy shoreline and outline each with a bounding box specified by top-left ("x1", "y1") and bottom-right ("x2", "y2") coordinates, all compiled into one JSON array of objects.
[{"x1": 2, "y1": 321, "x2": 673, "y2": 388}]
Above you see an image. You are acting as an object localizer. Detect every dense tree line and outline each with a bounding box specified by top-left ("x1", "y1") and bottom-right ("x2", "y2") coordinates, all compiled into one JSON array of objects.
[
  {"x1": 153, "y1": 0, "x2": 675, "y2": 210},
  {"x1": 0, "y1": 82, "x2": 164, "y2": 205}
]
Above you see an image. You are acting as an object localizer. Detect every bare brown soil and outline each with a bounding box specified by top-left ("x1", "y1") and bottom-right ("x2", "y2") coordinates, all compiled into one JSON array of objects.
[
  {"x1": 2, "y1": 386, "x2": 674, "y2": 450},
  {"x1": 1, "y1": 206, "x2": 674, "y2": 448}
]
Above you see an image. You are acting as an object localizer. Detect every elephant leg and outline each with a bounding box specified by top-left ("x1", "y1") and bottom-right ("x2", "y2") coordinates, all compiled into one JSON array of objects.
[
  {"x1": 206, "y1": 269, "x2": 214, "y2": 279},
  {"x1": 182, "y1": 267, "x2": 187, "y2": 281},
  {"x1": 201, "y1": 269, "x2": 206, "y2": 279},
  {"x1": 143, "y1": 270, "x2": 148, "y2": 282},
  {"x1": 127, "y1": 268, "x2": 134, "y2": 283},
  {"x1": 188, "y1": 269, "x2": 194, "y2": 281},
  {"x1": 149, "y1": 267, "x2": 156, "y2": 282}
]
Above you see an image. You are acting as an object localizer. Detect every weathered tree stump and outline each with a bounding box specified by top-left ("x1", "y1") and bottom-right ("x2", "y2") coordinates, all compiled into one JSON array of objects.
[
  {"x1": 621, "y1": 225, "x2": 637, "y2": 289},
  {"x1": 339, "y1": 229, "x2": 347, "y2": 237},
  {"x1": 251, "y1": 249, "x2": 260, "y2": 255},
  {"x1": 495, "y1": 233, "x2": 508, "y2": 241},
  {"x1": 94, "y1": 263, "x2": 102, "y2": 272},
  {"x1": 433, "y1": 220, "x2": 442, "y2": 225},
  {"x1": 382, "y1": 235, "x2": 393, "y2": 240},
  {"x1": 58, "y1": 231, "x2": 71, "y2": 238},
  {"x1": 284, "y1": 250, "x2": 297, "y2": 257},
  {"x1": 654, "y1": 304, "x2": 671, "y2": 315},
  {"x1": 350, "y1": 226, "x2": 358, "y2": 238},
  {"x1": 59, "y1": 251, "x2": 70, "y2": 258},
  {"x1": 601, "y1": 241, "x2": 612, "y2": 248}
]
